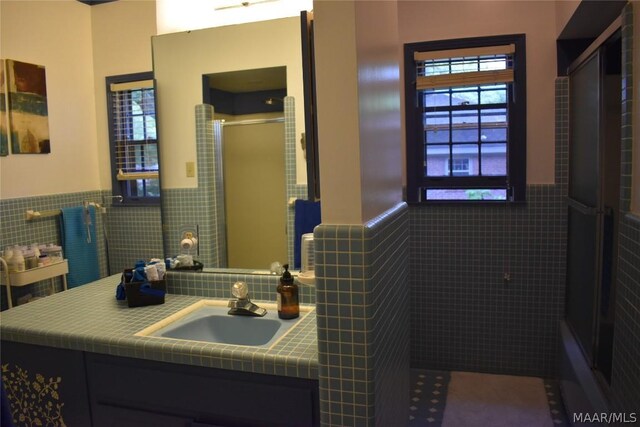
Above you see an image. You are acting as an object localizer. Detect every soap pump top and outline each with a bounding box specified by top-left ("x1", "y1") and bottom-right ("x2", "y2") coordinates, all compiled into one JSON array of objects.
[{"x1": 281, "y1": 263, "x2": 293, "y2": 284}]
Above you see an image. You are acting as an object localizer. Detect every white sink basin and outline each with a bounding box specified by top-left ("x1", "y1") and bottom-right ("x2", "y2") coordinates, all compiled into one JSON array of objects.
[{"x1": 135, "y1": 299, "x2": 313, "y2": 349}]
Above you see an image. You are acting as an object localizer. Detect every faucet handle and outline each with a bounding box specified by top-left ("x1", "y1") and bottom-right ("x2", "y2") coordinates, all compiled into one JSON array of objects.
[{"x1": 231, "y1": 281, "x2": 249, "y2": 299}]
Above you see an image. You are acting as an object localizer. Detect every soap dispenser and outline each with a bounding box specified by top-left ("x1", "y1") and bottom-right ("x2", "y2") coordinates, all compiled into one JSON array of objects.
[{"x1": 277, "y1": 264, "x2": 299, "y2": 319}]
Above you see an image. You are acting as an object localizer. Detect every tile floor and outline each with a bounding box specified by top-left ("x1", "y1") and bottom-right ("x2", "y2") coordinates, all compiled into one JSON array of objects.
[{"x1": 408, "y1": 370, "x2": 568, "y2": 427}]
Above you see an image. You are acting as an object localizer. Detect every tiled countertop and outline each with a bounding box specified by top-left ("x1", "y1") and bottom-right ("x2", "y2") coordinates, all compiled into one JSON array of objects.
[{"x1": 0, "y1": 274, "x2": 318, "y2": 380}]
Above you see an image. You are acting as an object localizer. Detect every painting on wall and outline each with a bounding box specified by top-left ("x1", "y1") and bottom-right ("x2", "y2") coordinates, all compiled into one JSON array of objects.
[
  {"x1": 0, "y1": 60, "x2": 9, "y2": 156},
  {"x1": 5, "y1": 59, "x2": 50, "y2": 154}
]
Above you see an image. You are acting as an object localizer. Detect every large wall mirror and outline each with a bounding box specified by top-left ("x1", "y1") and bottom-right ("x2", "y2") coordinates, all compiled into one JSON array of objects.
[{"x1": 152, "y1": 15, "x2": 316, "y2": 273}]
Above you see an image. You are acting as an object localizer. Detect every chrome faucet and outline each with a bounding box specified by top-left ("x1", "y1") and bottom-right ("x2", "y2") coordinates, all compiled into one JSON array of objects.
[{"x1": 228, "y1": 282, "x2": 267, "y2": 317}]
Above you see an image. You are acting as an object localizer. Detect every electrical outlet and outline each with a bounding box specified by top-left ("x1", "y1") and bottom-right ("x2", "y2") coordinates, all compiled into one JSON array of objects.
[{"x1": 186, "y1": 161, "x2": 195, "y2": 178}]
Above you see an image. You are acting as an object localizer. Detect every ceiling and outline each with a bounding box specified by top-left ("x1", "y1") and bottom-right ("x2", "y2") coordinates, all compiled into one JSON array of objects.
[{"x1": 205, "y1": 66, "x2": 287, "y2": 93}]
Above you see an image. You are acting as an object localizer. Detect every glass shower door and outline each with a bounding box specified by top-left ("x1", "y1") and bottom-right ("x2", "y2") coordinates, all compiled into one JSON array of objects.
[{"x1": 566, "y1": 51, "x2": 602, "y2": 365}]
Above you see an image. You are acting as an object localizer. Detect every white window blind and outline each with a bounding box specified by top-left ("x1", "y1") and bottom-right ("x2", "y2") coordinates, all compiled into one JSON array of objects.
[{"x1": 415, "y1": 44, "x2": 515, "y2": 90}]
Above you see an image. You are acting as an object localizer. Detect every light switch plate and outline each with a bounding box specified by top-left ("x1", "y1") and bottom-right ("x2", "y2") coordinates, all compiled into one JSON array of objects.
[{"x1": 186, "y1": 161, "x2": 195, "y2": 177}]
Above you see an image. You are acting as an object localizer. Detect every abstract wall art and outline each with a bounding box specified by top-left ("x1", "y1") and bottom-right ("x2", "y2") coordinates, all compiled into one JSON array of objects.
[
  {"x1": 0, "y1": 60, "x2": 9, "y2": 156},
  {"x1": 4, "y1": 59, "x2": 50, "y2": 154}
]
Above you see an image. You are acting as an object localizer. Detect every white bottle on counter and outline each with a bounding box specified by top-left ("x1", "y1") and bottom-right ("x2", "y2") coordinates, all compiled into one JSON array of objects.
[{"x1": 9, "y1": 246, "x2": 25, "y2": 273}]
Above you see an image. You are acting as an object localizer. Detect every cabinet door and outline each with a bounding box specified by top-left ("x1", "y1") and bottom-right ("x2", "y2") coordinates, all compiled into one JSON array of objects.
[{"x1": 0, "y1": 341, "x2": 92, "y2": 426}]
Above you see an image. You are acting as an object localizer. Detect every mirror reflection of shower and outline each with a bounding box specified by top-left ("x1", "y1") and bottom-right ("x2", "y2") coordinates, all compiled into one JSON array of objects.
[{"x1": 203, "y1": 67, "x2": 288, "y2": 269}]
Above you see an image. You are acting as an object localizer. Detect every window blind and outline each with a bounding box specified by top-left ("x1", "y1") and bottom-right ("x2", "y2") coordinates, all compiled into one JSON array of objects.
[
  {"x1": 415, "y1": 44, "x2": 514, "y2": 90},
  {"x1": 109, "y1": 79, "x2": 158, "y2": 182}
]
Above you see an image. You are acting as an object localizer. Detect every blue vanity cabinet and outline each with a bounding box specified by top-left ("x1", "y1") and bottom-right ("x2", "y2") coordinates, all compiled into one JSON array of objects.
[
  {"x1": 86, "y1": 353, "x2": 320, "y2": 427},
  {"x1": 1, "y1": 340, "x2": 319, "y2": 426},
  {"x1": 0, "y1": 341, "x2": 93, "y2": 426}
]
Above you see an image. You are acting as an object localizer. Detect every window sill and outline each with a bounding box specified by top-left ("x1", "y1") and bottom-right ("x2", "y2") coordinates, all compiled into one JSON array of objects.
[
  {"x1": 406, "y1": 199, "x2": 526, "y2": 206},
  {"x1": 109, "y1": 201, "x2": 161, "y2": 208}
]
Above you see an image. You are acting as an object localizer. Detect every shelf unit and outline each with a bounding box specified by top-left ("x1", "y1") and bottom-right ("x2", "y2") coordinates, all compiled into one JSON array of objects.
[{"x1": 1, "y1": 259, "x2": 68, "y2": 309}]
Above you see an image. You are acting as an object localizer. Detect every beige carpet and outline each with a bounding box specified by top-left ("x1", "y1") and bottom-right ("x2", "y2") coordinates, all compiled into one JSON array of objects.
[{"x1": 441, "y1": 371, "x2": 554, "y2": 427}]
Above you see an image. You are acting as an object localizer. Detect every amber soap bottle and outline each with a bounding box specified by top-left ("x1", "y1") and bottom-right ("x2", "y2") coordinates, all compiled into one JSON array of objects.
[{"x1": 277, "y1": 264, "x2": 299, "y2": 319}]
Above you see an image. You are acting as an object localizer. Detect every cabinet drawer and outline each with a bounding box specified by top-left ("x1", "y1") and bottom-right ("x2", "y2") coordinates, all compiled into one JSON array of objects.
[
  {"x1": 86, "y1": 353, "x2": 319, "y2": 427},
  {"x1": 92, "y1": 404, "x2": 192, "y2": 427}
]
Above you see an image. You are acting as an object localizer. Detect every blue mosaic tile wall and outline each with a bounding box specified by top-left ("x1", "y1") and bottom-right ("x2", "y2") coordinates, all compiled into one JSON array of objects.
[
  {"x1": 409, "y1": 186, "x2": 567, "y2": 378},
  {"x1": 613, "y1": 214, "x2": 640, "y2": 416},
  {"x1": 610, "y1": 3, "x2": 640, "y2": 417},
  {"x1": 166, "y1": 269, "x2": 315, "y2": 305},
  {"x1": 315, "y1": 203, "x2": 410, "y2": 426},
  {"x1": 619, "y1": 4, "x2": 635, "y2": 215},
  {"x1": 102, "y1": 190, "x2": 163, "y2": 274},
  {"x1": 0, "y1": 190, "x2": 164, "y2": 309},
  {"x1": 284, "y1": 97, "x2": 310, "y2": 265},
  {"x1": 409, "y1": 77, "x2": 570, "y2": 378},
  {"x1": 0, "y1": 191, "x2": 109, "y2": 309}
]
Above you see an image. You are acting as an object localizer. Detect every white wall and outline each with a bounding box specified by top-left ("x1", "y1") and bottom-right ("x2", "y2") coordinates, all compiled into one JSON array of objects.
[
  {"x1": 152, "y1": 17, "x2": 306, "y2": 189},
  {"x1": 314, "y1": 0, "x2": 403, "y2": 224},
  {"x1": 0, "y1": 0, "x2": 155, "y2": 200},
  {"x1": 91, "y1": 0, "x2": 157, "y2": 190},
  {"x1": 398, "y1": 1, "x2": 558, "y2": 185},
  {"x1": 355, "y1": 1, "x2": 403, "y2": 223},
  {"x1": 314, "y1": 1, "x2": 362, "y2": 223},
  {"x1": 0, "y1": 0, "x2": 99, "y2": 199}
]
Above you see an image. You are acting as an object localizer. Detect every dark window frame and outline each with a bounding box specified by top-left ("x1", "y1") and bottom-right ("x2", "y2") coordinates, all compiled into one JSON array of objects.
[
  {"x1": 404, "y1": 34, "x2": 527, "y2": 203},
  {"x1": 106, "y1": 72, "x2": 160, "y2": 206}
]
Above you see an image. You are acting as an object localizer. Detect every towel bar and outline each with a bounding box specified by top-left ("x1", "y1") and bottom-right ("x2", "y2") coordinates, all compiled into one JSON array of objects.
[{"x1": 25, "y1": 202, "x2": 103, "y2": 220}]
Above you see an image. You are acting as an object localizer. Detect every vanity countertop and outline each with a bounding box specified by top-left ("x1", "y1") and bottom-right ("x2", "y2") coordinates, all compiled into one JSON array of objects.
[{"x1": 0, "y1": 274, "x2": 318, "y2": 380}]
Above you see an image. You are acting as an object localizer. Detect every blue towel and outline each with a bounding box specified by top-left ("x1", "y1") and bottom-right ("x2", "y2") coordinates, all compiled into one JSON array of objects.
[
  {"x1": 294, "y1": 199, "x2": 321, "y2": 269},
  {"x1": 60, "y1": 206, "x2": 100, "y2": 288}
]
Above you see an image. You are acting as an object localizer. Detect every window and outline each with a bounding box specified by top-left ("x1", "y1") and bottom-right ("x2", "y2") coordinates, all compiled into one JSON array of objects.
[
  {"x1": 106, "y1": 72, "x2": 159, "y2": 205},
  {"x1": 404, "y1": 35, "x2": 526, "y2": 202}
]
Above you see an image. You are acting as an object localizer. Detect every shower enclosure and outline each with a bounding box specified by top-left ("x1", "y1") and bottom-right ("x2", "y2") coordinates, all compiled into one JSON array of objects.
[{"x1": 562, "y1": 21, "x2": 622, "y2": 413}]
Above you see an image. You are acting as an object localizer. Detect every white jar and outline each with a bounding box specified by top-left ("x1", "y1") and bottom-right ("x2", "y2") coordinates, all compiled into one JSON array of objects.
[{"x1": 9, "y1": 247, "x2": 25, "y2": 273}]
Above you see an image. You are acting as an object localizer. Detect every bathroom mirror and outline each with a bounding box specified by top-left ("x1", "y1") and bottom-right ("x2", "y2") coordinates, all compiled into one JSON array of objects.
[{"x1": 152, "y1": 16, "x2": 311, "y2": 273}]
